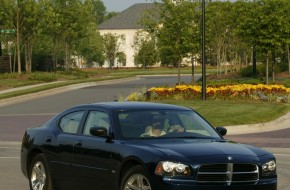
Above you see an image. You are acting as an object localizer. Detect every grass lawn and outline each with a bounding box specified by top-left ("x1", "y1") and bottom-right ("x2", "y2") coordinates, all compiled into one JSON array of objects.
[{"x1": 155, "y1": 100, "x2": 290, "y2": 127}]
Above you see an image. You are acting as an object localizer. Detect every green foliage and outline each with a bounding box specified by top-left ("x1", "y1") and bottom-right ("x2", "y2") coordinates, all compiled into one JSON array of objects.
[
  {"x1": 240, "y1": 65, "x2": 266, "y2": 77},
  {"x1": 104, "y1": 12, "x2": 118, "y2": 21},
  {"x1": 59, "y1": 69, "x2": 88, "y2": 79},
  {"x1": 0, "y1": 73, "x2": 18, "y2": 80},
  {"x1": 27, "y1": 72, "x2": 58, "y2": 82},
  {"x1": 1, "y1": 0, "x2": 290, "y2": 77},
  {"x1": 116, "y1": 52, "x2": 126, "y2": 67},
  {"x1": 134, "y1": 33, "x2": 159, "y2": 67},
  {"x1": 76, "y1": 23, "x2": 104, "y2": 67},
  {"x1": 102, "y1": 33, "x2": 125, "y2": 69}
]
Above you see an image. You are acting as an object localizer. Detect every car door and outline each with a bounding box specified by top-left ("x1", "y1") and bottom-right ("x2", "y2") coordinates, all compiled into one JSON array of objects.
[
  {"x1": 48, "y1": 109, "x2": 86, "y2": 189},
  {"x1": 72, "y1": 109, "x2": 118, "y2": 190}
]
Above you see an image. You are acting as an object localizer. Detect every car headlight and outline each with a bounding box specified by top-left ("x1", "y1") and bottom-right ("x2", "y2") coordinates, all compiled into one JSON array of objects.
[
  {"x1": 155, "y1": 161, "x2": 191, "y2": 177},
  {"x1": 262, "y1": 160, "x2": 276, "y2": 176}
]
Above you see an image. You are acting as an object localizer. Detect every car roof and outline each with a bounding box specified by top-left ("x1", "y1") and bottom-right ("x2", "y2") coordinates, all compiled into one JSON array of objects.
[{"x1": 73, "y1": 102, "x2": 192, "y2": 111}]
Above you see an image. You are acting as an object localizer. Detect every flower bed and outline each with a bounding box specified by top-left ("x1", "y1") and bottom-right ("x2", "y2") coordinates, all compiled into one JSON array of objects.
[{"x1": 137, "y1": 84, "x2": 290, "y2": 102}]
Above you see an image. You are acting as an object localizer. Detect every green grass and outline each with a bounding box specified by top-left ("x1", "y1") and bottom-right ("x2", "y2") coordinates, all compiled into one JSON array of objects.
[{"x1": 153, "y1": 100, "x2": 290, "y2": 127}]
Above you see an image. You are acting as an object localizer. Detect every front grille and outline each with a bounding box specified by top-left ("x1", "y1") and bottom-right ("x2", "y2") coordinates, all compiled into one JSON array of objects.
[{"x1": 197, "y1": 163, "x2": 259, "y2": 185}]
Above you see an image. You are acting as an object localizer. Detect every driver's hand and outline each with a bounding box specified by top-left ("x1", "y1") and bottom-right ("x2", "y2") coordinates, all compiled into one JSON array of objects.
[{"x1": 171, "y1": 125, "x2": 184, "y2": 132}]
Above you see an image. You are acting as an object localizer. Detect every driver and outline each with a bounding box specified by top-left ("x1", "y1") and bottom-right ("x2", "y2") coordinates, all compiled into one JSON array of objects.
[{"x1": 141, "y1": 116, "x2": 166, "y2": 137}]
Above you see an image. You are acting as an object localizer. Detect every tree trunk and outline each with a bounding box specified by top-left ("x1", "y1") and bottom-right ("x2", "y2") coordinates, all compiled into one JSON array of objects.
[
  {"x1": 16, "y1": 6, "x2": 21, "y2": 75},
  {"x1": 252, "y1": 45, "x2": 257, "y2": 76},
  {"x1": 216, "y1": 47, "x2": 221, "y2": 76},
  {"x1": 191, "y1": 55, "x2": 195, "y2": 84},
  {"x1": 25, "y1": 43, "x2": 28, "y2": 72},
  {"x1": 25, "y1": 41, "x2": 32, "y2": 73},
  {"x1": 65, "y1": 41, "x2": 70, "y2": 70},
  {"x1": 177, "y1": 57, "x2": 181, "y2": 85},
  {"x1": 222, "y1": 46, "x2": 227, "y2": 75},
  {"x1": 7, "y1": 41, "x2": 12, "y2": 73},
  {"x1": 272, "y1": 52, "x2": 275, "y2": 82},
  {"x1": 13, "y1": 48, "x2": 16, "y2": 73},
  {"x1": 266, "y1": 51, "x2": 269, "y2": 85},
  {"x1": 52, "y1": 38, "x2": 58, "y2": 72},
  {"x1": 287, "y1": 44, "x2": 290, "y2": 74},
  {"x1": 109, "y1": 58, "x2": 114, "y2": 70},
  {"x1": 0, "y1": 41, "x2": 2, "y2": 56}
]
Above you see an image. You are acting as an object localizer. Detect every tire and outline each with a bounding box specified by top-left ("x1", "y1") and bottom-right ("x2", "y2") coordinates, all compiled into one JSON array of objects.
[
  {"x1": 29, "y1": 154, "x2": 53, "y2": 190},
  {"x1": 120, "y1": 165, "x2": 152, "y2": 190}
]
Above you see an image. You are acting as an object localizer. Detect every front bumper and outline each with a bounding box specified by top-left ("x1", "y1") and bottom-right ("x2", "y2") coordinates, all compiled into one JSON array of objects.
[{"x1": 154, "y1": 178, "x2": 277, "y2": 190}]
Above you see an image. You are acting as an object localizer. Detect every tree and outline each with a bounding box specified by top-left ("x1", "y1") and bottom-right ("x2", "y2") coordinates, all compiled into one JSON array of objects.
[
  {"x1": 253, "y1": 0, "x2": 289, "y2": 84},
  {"x1": 76, "y1": 22, "x2": 104, "y2": 67},
  {"x1": 73, "y1": 0, "x2": 105, "y2": 67},
  {"x1": 0, "y1": 0, "x2": 51, "y2": 74},
  {"x1": 134, "y1": 31, "x2": 159, "y2": 68},
  {"x1": 116, "y1": 52, "x2": 126, "y2": 67},
  {"x1": 207, "y1": 2, "x2": 237, "y2": 75},
  {"x1": 102, "y1": 33, "x2": 124, "y2": 69},
  {"x1": 144, "y1": 0, "x2": 201, "y2": 84},
  {"x1": 235, "y1": 0, "x2": 290, "y2": 82},
  {"x1": 21, "y1": 0, "x2": 45, "y2": 73},
  {"x1": 0, "y1": 0, "x2": 21, "y2": 74},
  {"x1": 0, "y1": 1, "x2": 16, "y2": 69},
  {"x1": 89, "y1": 0, "x2": 106, "y2": 24},
  {"x1": 134, "y1": 39, "x2": 159, "y2": 68},
  {"x1": 36, "y1": 0, "x2": 105, "y2": 70}
]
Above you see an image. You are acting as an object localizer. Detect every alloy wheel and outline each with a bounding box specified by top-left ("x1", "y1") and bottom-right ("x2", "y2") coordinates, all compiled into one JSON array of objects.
[
  {"x1": 30, "y1": 161, "x2": 47, "y2": 190},
  {"x1": 124, "y1": 174, "x2": 151, "y2": 190}
]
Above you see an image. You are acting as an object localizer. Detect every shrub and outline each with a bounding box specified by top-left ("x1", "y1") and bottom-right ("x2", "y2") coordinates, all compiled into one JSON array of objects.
[
  {"x1": 59, "y1": 69, "x2": 88, "y2": 79},
  {"x1": 126, "y1": 84, "x2": 290, "y2": 103},
  {"x1": 28, "y1": 72, "x2": 58, "y2": 82},
  {"x1": 0, "y1": 73, "x2": 18, "y2": 79}
]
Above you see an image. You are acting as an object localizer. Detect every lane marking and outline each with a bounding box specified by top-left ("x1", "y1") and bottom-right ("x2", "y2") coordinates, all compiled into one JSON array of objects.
[
  {"x1": 0, "y1": 113, "x2": 57, "y2": 117},
  {"x1": 274, "y1": 154, "x2": 290, "y2": 157},
  {"x1": 0, "y1": 147, "x2": 21, "y2": 150},
  {"x1": 0, "y1": 157, "x2": 20, "y2": 159}
]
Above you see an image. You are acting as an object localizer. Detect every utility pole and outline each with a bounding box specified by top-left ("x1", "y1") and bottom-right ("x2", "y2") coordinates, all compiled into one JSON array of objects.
[
  {"x1": 0, "y1": 41, "x2": 2, "y2": 56},
  {"x1": 201, "y1": 0, "x2": 206, "y2": 100}
]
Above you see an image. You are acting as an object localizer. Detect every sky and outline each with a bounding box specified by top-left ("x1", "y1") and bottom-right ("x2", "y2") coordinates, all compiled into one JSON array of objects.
[
  {"x1": 102, "y1": 0, "x2": 235, "y2": 13},
  {"x1": 102, "y1": 0, "x2": 154, "y2": 12}
]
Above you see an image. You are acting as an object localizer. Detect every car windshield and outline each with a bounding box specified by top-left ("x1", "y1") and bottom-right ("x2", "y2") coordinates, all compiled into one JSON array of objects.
[{"x1": 117, "y1": 109, "x2": 221, "y2": 140}]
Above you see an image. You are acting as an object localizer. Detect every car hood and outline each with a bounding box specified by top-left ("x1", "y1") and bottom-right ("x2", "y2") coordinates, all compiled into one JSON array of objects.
[{"x1": 126, "y1": 138, "x2": 271, "y2": 159}]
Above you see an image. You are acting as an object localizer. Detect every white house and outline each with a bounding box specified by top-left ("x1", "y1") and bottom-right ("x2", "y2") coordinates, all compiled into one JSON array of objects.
[{"x1": 98, "y1": 3, "x2": 158, "y2": 68}]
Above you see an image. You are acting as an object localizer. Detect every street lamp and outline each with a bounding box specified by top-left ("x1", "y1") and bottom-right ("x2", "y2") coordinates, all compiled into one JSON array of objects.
[{"x1": 201, "y1": 0, "x2": 206, "y2": 100}]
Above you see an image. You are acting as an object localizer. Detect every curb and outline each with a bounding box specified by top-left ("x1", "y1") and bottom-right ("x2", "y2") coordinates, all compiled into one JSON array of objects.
[{"x1": 225, "y1": 112, "x2": 290, "y2": 135}]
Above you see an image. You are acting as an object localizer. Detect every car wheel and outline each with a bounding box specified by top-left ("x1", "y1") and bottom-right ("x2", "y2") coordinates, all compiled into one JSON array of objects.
[
  {"x1": 121, "y1": 165, "x2": 152, "y2": 190},
  {"x1": 29, "y1": 154, "x2": 52, "y2": 190}
]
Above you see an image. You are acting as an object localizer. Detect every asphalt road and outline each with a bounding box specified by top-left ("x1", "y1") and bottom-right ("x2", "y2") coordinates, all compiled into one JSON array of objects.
[{"x1": 0, "y1": 75, "x2": 289, "y2": 190}]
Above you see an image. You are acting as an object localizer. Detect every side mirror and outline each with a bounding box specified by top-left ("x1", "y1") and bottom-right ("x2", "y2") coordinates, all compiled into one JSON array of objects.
[
  {"x1": 216, "y1": 126, "x2": 227, "y2": 136},
  {"x1": 90, "y1": 127, "x2": 108, "y2": 137}
]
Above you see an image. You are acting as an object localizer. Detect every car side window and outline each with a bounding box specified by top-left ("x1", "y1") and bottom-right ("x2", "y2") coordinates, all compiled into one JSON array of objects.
[
  {"x1": 83, "y1": 111, "x2": 110, "y2": 136},
  {"x1": 59, "y1": 111, "x2": 85, "y2": 134}
]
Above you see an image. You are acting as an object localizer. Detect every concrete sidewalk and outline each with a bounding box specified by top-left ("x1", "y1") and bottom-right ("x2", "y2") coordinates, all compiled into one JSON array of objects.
[{"x1": 0, "y1": 81, "x2": 64, "y2": 95}]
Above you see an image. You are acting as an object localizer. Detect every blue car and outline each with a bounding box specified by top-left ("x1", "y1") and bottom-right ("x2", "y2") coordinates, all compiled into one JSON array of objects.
[{"x1": 21, "y1": 102, "x2": 277, "y2": 190}]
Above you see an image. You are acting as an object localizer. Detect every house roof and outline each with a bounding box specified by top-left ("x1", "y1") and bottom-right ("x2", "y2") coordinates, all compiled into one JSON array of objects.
[{"x1": 98, "y1": 3, "x2": 159, "y2": 30}]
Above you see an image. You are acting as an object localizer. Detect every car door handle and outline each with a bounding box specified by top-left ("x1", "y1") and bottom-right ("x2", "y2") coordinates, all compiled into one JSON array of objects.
[
  {"x1": 45, "y1": 137, "x2": 52, "y2": 143},
  {"x1": 74, "y1": 140, "x2": 82, "y2": 147}
]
